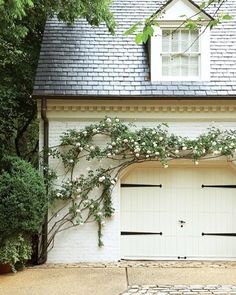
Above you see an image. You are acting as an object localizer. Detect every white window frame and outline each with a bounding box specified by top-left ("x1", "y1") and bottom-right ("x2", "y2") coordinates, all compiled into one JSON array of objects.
[{"x1": 150, "y1": 24, "x2": 210, "y2": 82}]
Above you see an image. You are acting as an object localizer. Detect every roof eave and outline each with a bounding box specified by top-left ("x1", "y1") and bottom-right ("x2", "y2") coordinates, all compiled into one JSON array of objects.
[
  {"x1": 33, "y1": 94, "x2": 236, "y2": 101},
  {"x1": 156, "y1": 0, "x2": 215, "y2": 21}
]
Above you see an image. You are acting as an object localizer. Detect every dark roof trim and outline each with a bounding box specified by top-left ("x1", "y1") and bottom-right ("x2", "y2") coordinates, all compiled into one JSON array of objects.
[
  {"x1": 156, "y1": 0, "x2": 214, "y2": 21},
  {"x1": 33, "y1": 94, "x2": 236, "y2": 101}
]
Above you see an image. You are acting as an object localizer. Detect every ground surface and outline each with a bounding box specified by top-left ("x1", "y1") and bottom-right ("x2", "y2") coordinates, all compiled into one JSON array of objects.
[{"x1": 1, "y1": 261, "x2": 236, "y2": 295}]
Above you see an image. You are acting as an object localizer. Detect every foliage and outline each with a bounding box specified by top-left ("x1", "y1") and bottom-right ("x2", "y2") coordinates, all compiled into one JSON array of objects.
[
  {"x1": 0, "y1": 0, "x2": 115, "y2": 162},
  {"x1": 0, "y1": 156, "x2": 47, "y2": 243},
  {"x1": 0, "y1": 234, "x2": 32, "y2": 272},
  {"x1": 124, "y1": 0, "x2": 233, "y2": 44},
  {"x1": 46, "y1": 117, "x2": 236, "y2": 249}
]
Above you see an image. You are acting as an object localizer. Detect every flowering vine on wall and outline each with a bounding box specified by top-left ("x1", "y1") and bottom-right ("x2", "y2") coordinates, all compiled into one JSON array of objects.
[{"x1": 45, "y1": 117, "x2": 236, "y2": 250}]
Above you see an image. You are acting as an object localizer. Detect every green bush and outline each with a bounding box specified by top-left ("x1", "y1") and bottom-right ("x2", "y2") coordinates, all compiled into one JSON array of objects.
[
  {"x1": 0, "y1": 234, "x2": 32, "y2": 272},
  {"x1": 0, "y1": 156, "x2": 47, "y2": 242}
]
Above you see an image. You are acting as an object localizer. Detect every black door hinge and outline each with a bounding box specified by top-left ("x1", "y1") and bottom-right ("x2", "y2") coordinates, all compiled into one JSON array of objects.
[{"x1": 178, "y1": 256, "x2": 187, "y2": 259}]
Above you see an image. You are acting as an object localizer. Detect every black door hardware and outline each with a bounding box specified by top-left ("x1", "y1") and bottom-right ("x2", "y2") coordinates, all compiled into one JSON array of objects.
[
  {"x1": 202, "y1": 185, "x2": 236, "y2": 189},
  {"x1": 121, "y1": 184, "x2": 162, "y2": 188},
  {"x1": 121, "y1": 231, "x2": 163, "y2": 236},
  {"x1": 202, "y1": 232, "x2": 236, "y2": 237},
  {"x1": 179, "y1": 220, "x2": 186, "y2": 228},
  {"x1": 178, "y1": 256, "x2": 187, "y2": 259}
]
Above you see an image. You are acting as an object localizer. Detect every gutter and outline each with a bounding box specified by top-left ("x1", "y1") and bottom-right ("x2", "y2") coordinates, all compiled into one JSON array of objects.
[{"x1": 38, "y1": 97, "x2": 49, "y2": 265}]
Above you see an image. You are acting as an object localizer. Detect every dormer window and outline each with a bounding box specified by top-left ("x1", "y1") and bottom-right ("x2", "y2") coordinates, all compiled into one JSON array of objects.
[
  {"x1": 150, "y1": 0, "x2": 212, "y2": 82},
  {"x1": 161, "y1": 29, "x2": 200, "y2": 78}
]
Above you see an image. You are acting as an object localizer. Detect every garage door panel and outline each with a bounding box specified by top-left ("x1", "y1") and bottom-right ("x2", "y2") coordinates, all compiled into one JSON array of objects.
[
  {"x1": 121, "y1": 167, "x2": 236, "y2": 260},
  {"x1": 121, "y1": 211, "x2": 162, "y2": 232}
]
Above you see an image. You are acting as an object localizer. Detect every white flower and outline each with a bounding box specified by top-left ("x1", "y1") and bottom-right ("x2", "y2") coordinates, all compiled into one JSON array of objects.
[
  {"x1": 101, "y1": 220, "x2": 105, "y2": 225},
  {"x1": 79, "y1": 147, "x2": 83, "y2": 151},
  {"x1": 80, "y1": 222, "x2": 84, "y2": 226},
  {"x1": 69, "y1": 159, "x2": 74, "y2": 163},
  {"x1": 212, "y1": 142, "x2": 217, "y2": 146},
  {"x1": 147, "y1": 150, "x2": 151, "y2": 154},
  {"x1": 134, "y1": 148, "x2": 140, "y2": 153},
  {"x1": 76, "y1": 142, "x2": 81, "y2": 147},
  {"x1": 175, "y1": 150, "x2": 179, "y2": 154},
  {"x1": 123, "y1": 139, "x2": 128, "y2": 143},
  {"x1": 153, "y1": 143, "x2": 157, "y2": 147},
  {"x1": 90, "y1": 204, "x2": 94, "y2": 209},
  {"x1": 93, "y1": 128, "x2": 97, "y2": 133},
  {"x1": 115, "y1": 118, "x2": 119, "y2": 123},
  {"x1": 164, "y1": 164, "x2": 168, "y2": 168},
  {"x1": 159, "y1": 137, "x2": 163, "y2": 141},
  {"x1": 195, "y1": 161, "x2": 199, "y2": 165},
  {"x1": 213, "y1": 150, "x2": 220, "y2": 155},
  {"x1": 141, "y1": 142, "x2": 146, "y2": 146},
  {"x1": 99, "y1": 176, "x2": 106, "y2": 182},
  {"x1": 115, "y1": 150, "x2": 119, "y2": 153},
  {"x1": 107, "y1": 153, "x2": 111, "y2": 157},
  {"x1": 106, "y1": 117, "x2": 112, "y2": 123},
  {"x1": 108, "y1": 145, "x2": 113, "y2": 149},
  {"x1": 155, "y1": 151, "x2": 160, "y2": 155},
  {"x1": 56, "y1": 192, "x2": 62, "y2": 197},
  {"x1": 152, "y1": 130, "x2": 156, "y2": 135},
  {"x1": 112, "y1": 142, "x2": 116, "y2": 146},
  {"x1": 97, "y1": 212, "x2": 102, "y2": 216},
  {"x1": 90, "y1": 146, "x2": 95, "y2": 151},
  {"x1": 146, "y1": 155, "x2": 150, "y2": 158},
  {"x1": 83, "y1": 131, "x2": 87, "y2": 136},
  {"x1": 86, "y1": 167, "x2": 91, "y2": 171},
  {"x1": 48, "y1": 152, "x2": 51, "y2": 156},
  {"x1": 182, "y1": 146, "x2": 187, "y2": 151},
  {"x1": 135, "y1": 153, "x2": 140, "y2": 157},
  {"x1": 76, "y1": 209, "x2": 81, "y2": 213}
]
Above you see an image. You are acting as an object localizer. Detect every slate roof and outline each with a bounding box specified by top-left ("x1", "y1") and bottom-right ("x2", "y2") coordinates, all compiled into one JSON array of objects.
[{"x1": 33, "y1": 0, "x2": 236, "y2": 98}]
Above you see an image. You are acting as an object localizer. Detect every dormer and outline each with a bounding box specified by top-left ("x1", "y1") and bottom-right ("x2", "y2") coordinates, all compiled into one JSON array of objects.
[{"x1": 150, "y1": 0, "x2": 214, "y2": 82}]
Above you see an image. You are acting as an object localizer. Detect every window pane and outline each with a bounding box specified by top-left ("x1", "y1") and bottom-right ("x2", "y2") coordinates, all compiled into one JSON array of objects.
[
  {"x1": 181, "y1": 30, "x2": 189, "y2": 52},
  {"x1": 189, "y1": 55, "x2": 199, "y2": 66},
  {"x1": 189, "y1": 65, "x2": 199, "y2": 76},
  {"x1": 181, "y1": 65, "x2": 188, "y2": 76},
  {"x1": 189, "y1": 56, "x2": 199, "y2": 76},
  {"x1": 189, "y1": 31, "x2": 199, "y2": 52},
  {"x1": 162, "y1": 30, "x2": 170, "y2": 52},
  {"x1": 171, "y1": 56, "x2": 181, "y2": 76},
  {"x1": 171, "y1": 31, "x2": 179, "y2": 52}
]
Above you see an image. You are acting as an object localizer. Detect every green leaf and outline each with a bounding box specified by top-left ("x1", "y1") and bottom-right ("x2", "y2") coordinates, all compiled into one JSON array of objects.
[
  {"x1": 124, "y1": 22, "x2": 141, "y2": 36},
  {"x1": 222, "y1": 14, "x2": 233, "y2": 20},
  {"x1": 135, "y1": 33, "x2": 143, "y2": 45},
  {"x1": 199, "y1": 1, "x2": 206, "y2": 9},
  {"x1": 141, "y1": 25, "x2": 154, "y2": 43}
]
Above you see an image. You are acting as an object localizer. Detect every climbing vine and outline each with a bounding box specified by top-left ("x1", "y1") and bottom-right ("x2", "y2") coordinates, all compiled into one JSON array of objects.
[{"x1": 45, "y1": 117, "x2": 236, "y2": 250}]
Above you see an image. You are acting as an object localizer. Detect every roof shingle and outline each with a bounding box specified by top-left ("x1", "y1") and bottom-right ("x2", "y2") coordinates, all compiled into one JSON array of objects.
[{"x1": 33, "y1": 0, "x2": 236, "y2": 98}]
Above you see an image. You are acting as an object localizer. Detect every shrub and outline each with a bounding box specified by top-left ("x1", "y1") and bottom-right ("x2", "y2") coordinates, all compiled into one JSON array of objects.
[
  {"x1": 0, "y1": 234, "x2": 32, "y2": 272},
  {"x1": 0, "y1": 156, "x2": 47, "y2": 243}
]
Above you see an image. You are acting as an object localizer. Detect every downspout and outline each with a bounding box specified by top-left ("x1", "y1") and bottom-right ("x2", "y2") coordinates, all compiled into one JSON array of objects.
[{"x1": 38, "y1": 97, "x2": 49, "y2": 264}]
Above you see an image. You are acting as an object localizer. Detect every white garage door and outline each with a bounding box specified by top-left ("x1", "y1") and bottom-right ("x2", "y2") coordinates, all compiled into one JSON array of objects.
[{"x1": 121, "y1": 167, "x2": 236, "y2": 260}]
